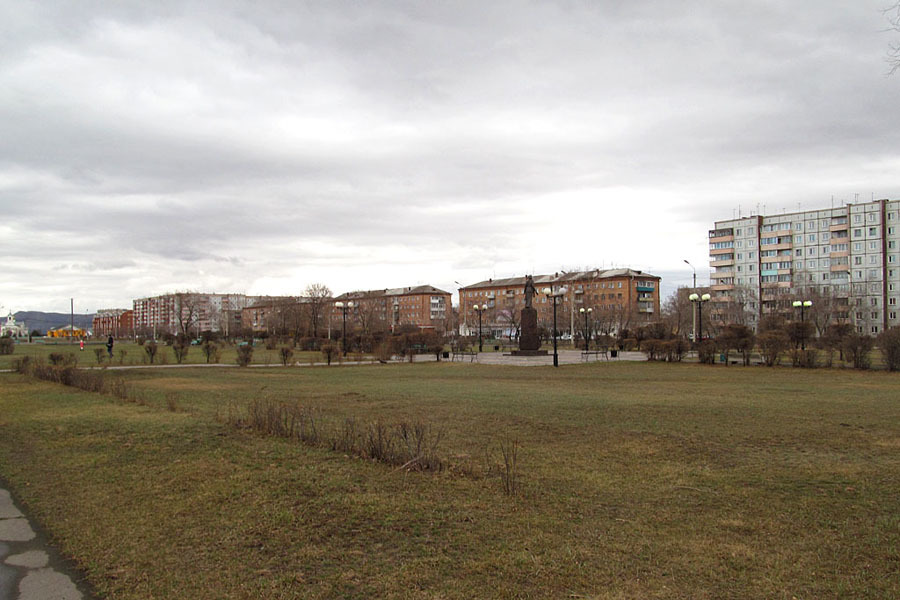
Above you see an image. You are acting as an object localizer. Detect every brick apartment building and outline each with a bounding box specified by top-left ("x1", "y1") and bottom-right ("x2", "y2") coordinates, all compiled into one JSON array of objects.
[
  {"x1": 709, "y1": 198, "x2": 900, "y2": 334},
  {"x1": 458, "y1": 269, "x2": 661, "y2": 338},
  {"x1": 92, "y1": 309, "x2": 134, "y2": 338},
  {"x1": 332, "y1": 285, "x2": 452, "y2": 334}
]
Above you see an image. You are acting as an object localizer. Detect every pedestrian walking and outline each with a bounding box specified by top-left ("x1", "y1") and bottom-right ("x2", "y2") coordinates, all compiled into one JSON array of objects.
[
  {"x1": 79, "y1": 338, "x2": 84, "y2": 351},
  {"x1": 106, "y1": 335, "x2": 114, "y2": 359}
]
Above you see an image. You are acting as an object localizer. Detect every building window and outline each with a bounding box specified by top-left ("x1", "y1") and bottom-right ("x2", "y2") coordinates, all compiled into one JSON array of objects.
[{"x1": 869, "y1": 227, "x2": 878, "y2": 236}]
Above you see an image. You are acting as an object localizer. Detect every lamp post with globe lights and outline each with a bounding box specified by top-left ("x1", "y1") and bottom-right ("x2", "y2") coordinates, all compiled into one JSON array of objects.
[
  {"x1": 689, "y1": 293, "x2": 711, "y2": 342},
  {"x1": 334, "y1": 301, "x2": 354, "y2": 356},
  {"x1": 579, "y1": 307, "x2": 592, "y2": 351},
  {"x1": 544, "y1": 286, "x2": 568, "y2": 367},
  {"x1": 792, "y1": 300, "x2": 813, "y2": 350},
  {"x1": 473, "y1": 304, "x2": 487, "y2": 353}
]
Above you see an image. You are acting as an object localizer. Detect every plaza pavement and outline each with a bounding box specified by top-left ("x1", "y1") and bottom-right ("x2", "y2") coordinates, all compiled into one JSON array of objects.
[{"x1": 0, "y1": 488, "x2": 91, "y2": 600}]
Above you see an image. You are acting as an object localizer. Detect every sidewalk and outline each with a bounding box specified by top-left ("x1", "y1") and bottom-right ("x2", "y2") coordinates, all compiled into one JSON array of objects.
[{"x1": 0, "y1": 487, "x2": 91, "y2": 600}]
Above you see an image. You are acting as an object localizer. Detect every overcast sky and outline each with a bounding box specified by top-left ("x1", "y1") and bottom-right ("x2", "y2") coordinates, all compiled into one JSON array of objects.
[{"x1": 2, "y1": 1, "x2": 899, "y2": 314}]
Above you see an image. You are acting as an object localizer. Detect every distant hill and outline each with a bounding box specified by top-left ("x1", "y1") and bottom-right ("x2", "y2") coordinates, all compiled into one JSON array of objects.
[{"x1": 13, "y1": 311, "x2": 94, "y2": 335}]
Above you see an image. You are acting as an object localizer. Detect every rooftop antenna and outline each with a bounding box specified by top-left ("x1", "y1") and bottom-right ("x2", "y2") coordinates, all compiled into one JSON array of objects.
[{"x1": 831, "y1": 195, "x2": 834, "y2": 210}]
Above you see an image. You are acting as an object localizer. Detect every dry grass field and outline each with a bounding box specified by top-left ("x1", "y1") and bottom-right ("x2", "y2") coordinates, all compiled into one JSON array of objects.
[{"x1": 1, "y1": 361, "x2": 898, "y2": 599}]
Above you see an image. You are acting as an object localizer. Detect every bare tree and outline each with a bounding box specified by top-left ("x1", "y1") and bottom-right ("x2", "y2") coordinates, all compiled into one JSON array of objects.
[
  {"x1": 887, "y1": 2, "x2": 900, "y2": 74},
  {"x1": 304, "y1": 284, "x2": 332, "y2": 339},
  {"x1": 662, "y1": 287, "x2": 693, "y2": 337},
  {"x1": 355, "y1": 299, "x2": 388, "y2": 335},
  {"x1": 174, "y1": 292, "x2": 201, "y2": 338},
  {"x1": 497, "y1": 297, "x2": 521, "y2": 341}
]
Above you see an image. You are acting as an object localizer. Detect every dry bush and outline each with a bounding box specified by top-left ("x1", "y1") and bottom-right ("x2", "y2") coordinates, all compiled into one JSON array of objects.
[
  {"x1": 499, "y1": 437, "x2": 521, "y2": 497},
  {"x1": 878, "y1": 327, "x2": 900, "y2": 371},
  {"x1": 0, "y1": 337, "x2": 14, "y2": 355},
  {"x1": 236, "y1": 344, "x2": 253, "y2": 367},
  {"x1": 228, "y1": 398, "x2": 446, "y2": 472},
  {"x1": 144, "y1": 342, "x2": 159, "y2": 364},
  {"x1": 279, "y1": 346, "x2": 294, "y2": 366}
]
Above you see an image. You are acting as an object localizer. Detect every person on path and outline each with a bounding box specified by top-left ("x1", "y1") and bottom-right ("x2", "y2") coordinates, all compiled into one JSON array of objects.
[
  {"x1": 79, "y1": 338, "x2": 84, "y2": 351},
  {"x1": 106, "y1": 335, "x2": 114, "y2": 359}
]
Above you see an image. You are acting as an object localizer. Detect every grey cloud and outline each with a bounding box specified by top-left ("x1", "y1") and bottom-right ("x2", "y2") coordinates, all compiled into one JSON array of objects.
[{"x1": 2, "y1": 0, "x2": 900, "y2": 311}]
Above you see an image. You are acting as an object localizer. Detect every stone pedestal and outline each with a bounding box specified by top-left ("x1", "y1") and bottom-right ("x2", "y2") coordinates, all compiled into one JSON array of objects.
[{"x1": 512, "y1": 307, "x2": 547, "y2": 356}]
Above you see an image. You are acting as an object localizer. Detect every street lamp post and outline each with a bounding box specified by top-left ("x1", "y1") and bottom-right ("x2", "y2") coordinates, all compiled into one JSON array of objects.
[
  {"x1": 684, "y1": 259, "x2": 697, "y2": 342},
  {"x1": 334, "y1": 301, "x2": 354, "y2": 356},
  {"x1": 792, "y1": 300, "x2": 813, "y2": 350},
  {"x1": 473, "y1": 304, "x2": 486, "y2": 352},
  {"x1": 579, "y1": 307, "x2": 592, "y2": 351},
  {"x1": 544, "y1": 287, "x2": 568, "y2": 367},
  {"x1": 689, "y1": 293, "x2": 711, "y2": 342}
]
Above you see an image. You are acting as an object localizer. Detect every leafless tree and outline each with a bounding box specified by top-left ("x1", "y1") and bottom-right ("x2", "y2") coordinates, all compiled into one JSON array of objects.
[
  {"x1": 887, "y1": 2, "x2": 900, "y2": 74},
  {"x1": 304, "y1": 283, "x2": 332, "y2": 339},
  {"x1": 174, "y1": 292, "x2": 201, "y2": 338},
  {"x1": 355, "y1": 300, "x2": 388, "y2": 335},
  {"x1": 497, "y1": 298, "x2": 521, "y2": 341},
  {"x1": 662, "y1": 287, "x2": 693, "y2": 337}
]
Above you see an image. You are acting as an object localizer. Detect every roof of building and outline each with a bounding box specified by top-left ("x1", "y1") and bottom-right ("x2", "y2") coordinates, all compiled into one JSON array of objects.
[
  {"x1": 459, "y1": 268, "x2": 659, "y2": 290},
  {"x1": 334, "y1": 285, "x2": 450, "y2": 300}
]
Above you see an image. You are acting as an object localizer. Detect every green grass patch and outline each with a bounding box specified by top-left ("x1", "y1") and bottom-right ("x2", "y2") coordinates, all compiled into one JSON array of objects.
[{"x1": 1, "y1": 362, "x2": 899, "y2": 598}]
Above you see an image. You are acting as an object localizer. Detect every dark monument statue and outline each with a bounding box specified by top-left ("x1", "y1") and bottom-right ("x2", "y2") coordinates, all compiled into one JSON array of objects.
[{"x1": 512, "y1": 275, "x2": 547, "y2": 356}]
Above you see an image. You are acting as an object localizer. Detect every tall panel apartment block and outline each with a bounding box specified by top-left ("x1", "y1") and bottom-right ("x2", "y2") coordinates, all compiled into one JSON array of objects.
[{"x1": 710, "y1": 199, "x2": 900, "y2": 334}]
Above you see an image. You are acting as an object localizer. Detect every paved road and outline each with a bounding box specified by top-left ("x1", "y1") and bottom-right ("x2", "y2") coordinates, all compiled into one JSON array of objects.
[{"x1": 0, "y1": 487, "x2": 92, "y2": 600}]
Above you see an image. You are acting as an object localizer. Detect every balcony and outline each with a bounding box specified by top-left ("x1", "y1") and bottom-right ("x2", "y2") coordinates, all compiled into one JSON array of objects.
[
  {"x1": 709, "y1": 228, "x2": 734, "y2": 238},
  {"x1": 711, "y1": 257, "x2": 734, "y2": 267},
  {"x1": 711, "y1": 283, "x2": 735, "y2": 291},
  {"x1": 709, "y1": 247, "x2": 734, "y2": 256}
]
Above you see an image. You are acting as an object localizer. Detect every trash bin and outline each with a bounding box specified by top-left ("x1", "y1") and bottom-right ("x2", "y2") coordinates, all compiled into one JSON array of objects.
[
  {"x1": 494, "y1": 345, "x2": 500, "y2": 351},
  {"x1": 719, "y1": 353, "x2": 726, "y2": 363},
  {"x1": 610, "y1": 349, "x2": 618, "y2": 358},
  {"x1": 442, "y1": 351, "x2": 449, "y2": 359}
]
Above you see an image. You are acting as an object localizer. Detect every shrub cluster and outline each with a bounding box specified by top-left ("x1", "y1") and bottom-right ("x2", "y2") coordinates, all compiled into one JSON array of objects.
[
  {"x1": 13, "y1": 356, "x2": 128, "y2": 400},
  {"x1": 0, "y1": 337, "x2": 14, "y2": 355},
  {"x1": 228, "y1": 397, "x2": 445, "y2": 472}
]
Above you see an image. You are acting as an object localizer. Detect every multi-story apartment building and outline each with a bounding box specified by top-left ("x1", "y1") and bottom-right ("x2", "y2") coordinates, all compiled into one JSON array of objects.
[
  {"x1": 133, "y1": 293, "x2": 253, "y2": 338},
  {"x1": 92, "y1": 309, "x2": 134, "y2": 338},
  {"x1": 458, "y1": 269, "x2": 661, "y2": 338},
  {"x1": 709, "y1": 198, "x2": 900, "y2": 334},
  {"x1": 332, "y1": 285, "x2": 452, "y2": 333}
]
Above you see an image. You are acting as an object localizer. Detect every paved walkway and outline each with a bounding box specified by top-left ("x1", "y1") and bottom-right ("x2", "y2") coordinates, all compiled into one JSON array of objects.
[
  {"x1": 1, "y1": 350, "x2": 647, "y2": 374},
  {"x1": 0, "y1": 488, "x2": 91, "y2": 600}
]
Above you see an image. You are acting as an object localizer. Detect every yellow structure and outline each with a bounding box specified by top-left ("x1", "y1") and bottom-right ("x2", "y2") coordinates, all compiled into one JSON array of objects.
[{"x1": 46, "y1": 325, "x2": 88, "y2": 338}]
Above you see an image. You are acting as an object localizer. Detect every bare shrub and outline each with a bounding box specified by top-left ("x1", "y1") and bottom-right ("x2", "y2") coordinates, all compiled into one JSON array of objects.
[
  {"x1": 0, "y1": 337, "x2": 14, "y2": 355},
  {"x1": 757, "y1": 331, "x2": 789, "y2": 367},
  {"x1": 202, "y1": 341, "x2": 221, "y2": 364},
  {"x1": 228, "y1": 398, "x2": 446, "y2": 473},
  {"x1": 321, "y1": 343, "x2": 338, "y2": 366},
  {"x1": 843, "y1": 334, "x2": 874, "y2": 370},
  {"x1": 499, "y1": 437, "x2": 521, "y2": 497},
  {"x1": 118, "y1": 349, "x2": 128, "y2": 365},
  {"x1": 236, "y1": 344, "x2": 253, "y2": 367},
  {"x1": 93, "y1": 347, "x2": 106, "y2": 364},
  {"x1": 173, "y1": 340, "x2": 190, "y2": 364},
  {"x1": 144, "y1": 342, "x2": 158, "y2": 364},
  {"x1": 878, "y1": 327, "x2": 900, "y2": 371},
  {"x1": 279, "y1": 346, "x2": 294, "y2": 366},
  {"x1": 165, "y1": 392, "x2": 180, "y2": 412},
  {"x1": 696, "y1": 340, "x2": 717, "y2": 365}
]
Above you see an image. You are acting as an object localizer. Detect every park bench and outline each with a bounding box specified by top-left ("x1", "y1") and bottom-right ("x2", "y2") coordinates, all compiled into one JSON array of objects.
[
  {"x1": 581, "y1": 349, "x2": 608, "y2": 362},
  {"x1": 451, "y1": 351, "x2": 478, "y2": 362}
]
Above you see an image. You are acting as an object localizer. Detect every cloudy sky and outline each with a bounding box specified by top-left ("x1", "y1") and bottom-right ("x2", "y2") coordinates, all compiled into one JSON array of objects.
[{"x1": 2, "y1": 1, "x2": 899, "y2": 314}]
